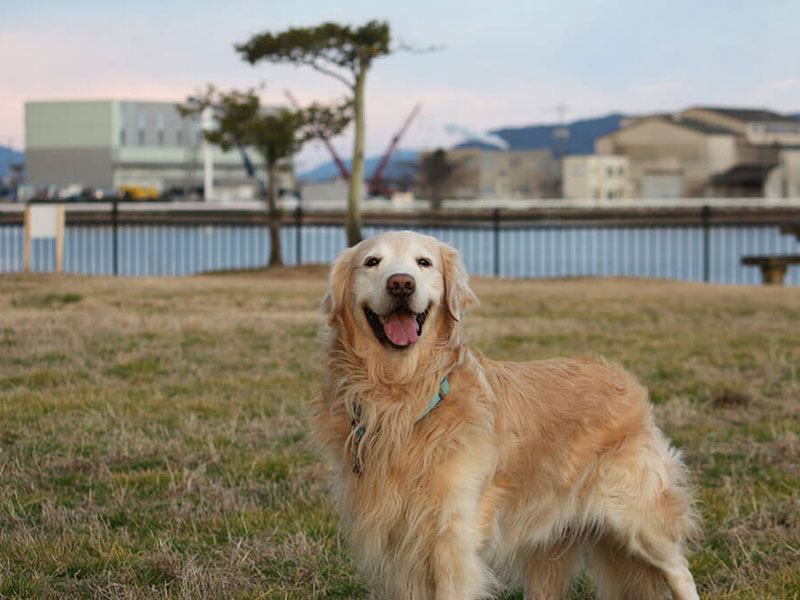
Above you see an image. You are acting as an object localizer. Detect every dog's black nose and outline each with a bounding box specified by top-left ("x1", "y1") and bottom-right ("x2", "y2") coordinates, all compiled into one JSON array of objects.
[{"x1": 387, "y1": 273, "x2": 416, "y2": 297}]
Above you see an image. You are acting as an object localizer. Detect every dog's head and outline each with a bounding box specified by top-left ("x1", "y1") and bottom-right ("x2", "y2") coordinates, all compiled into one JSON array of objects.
[{"x1": 322, "y1": 231, "x2": 477, "y2": 352}]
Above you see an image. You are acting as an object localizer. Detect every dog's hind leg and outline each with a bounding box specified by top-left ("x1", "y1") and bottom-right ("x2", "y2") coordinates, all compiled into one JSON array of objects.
[
  {"x1": 589, "y1": 537, "x2": 666, "y2": 600},
  {"x1": 593, "y1": 503, "x2": 700, "y2": 600},
  {"x1": 660, "y1": 556, "x2": 701, "y2": 600},
  {"x1": 520, "y1": 539, "x2": 581, "y2": 600},
  {"x1": 591, "y1": 424, "x2": 700, "y2": 599},
  {"x1": 619, "y1": 495, "x2": 700, "y2": 599}
]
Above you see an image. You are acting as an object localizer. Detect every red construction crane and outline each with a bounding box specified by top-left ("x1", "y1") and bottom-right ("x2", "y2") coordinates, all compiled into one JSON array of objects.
[
  {"x1": 284, "y1": 89, "x2": 350, "y2": 181},
  {"x1": 287, "y1": 90, "x2": 421, "y2": 196},
  {"x1": 368, "y1": 103, "x2": 422, "y2": 197}
]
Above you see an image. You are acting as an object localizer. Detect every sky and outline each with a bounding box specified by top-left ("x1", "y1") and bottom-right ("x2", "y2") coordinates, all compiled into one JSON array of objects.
[{"x1": 2, "y1": 0, "x2": 800, "y2": 172}]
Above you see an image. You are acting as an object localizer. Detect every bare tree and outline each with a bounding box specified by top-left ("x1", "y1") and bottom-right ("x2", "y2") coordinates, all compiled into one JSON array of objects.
[
  {"x1": 180, "y1": 87, "x2": 350, "y2": 266},
  {"x1": 418, "y1": 148, "x2": 461, "y2": 211}
]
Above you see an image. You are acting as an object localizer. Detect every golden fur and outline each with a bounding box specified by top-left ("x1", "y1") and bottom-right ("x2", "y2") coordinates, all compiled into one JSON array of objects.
[{"x1": 314, "y1": 231, "x2": 700, "y2": 600}]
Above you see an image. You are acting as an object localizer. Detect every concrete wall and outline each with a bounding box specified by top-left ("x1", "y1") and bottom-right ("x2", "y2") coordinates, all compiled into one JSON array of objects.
[
  {"x1": 25, "y1": 100, "x2": 116, "y2": 149},
  {"x1": 785, "y1": 150, "x2": 800, "y2": 197},
  {"x1": 480, "y1": 150, "x2": 557, "y2": 198},
  {"x1": 766, "y1": 149, "x2": 800, "y2": 198},
  {"x1": 116, "y1": 145, "x2": 247, "y2": 167},
  {"x1": 705, "y1": 135, "x2": 738, "y2": 175},
  {"x1": 26, "y1": 148, "x2": 114, "y2": 188},
  {"x1": 563, "y1": 155, "x2": 630, "y2": 200},
  {"x1": 112, "y1": 157, "x2": 291, "y2": 196},
  {"x1": 423, "y1": 148, "x2": 556, "y2": 199}
]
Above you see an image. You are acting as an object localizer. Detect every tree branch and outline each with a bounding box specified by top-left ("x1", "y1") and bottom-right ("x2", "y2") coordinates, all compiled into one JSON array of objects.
[
  {"x1": 393, "y1": 39, "x2": 446, "y2": 54},
  {"x1": 302, "y1": 59, "x2": 355, "y2": 89}
]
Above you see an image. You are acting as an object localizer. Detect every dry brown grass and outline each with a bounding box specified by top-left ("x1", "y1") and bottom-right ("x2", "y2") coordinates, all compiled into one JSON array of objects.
[{"x1": 0, "y1": 272, "x2": 798, "y2": 599}]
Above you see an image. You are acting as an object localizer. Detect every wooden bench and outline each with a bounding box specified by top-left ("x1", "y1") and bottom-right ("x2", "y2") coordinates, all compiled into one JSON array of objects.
[
  {"x1": 741, "y1": 255, "x2": 800, "y2": 285},
  {"x1": 780, "y1": 225, "x2": 800, "y2": 243}
]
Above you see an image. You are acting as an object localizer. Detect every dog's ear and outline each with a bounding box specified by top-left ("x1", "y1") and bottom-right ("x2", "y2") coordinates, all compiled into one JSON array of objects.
[
  {"x1": 321, "y1": 246, "x2": 355, "y2": 324},
  {"x1": 440, "y1": 242, "x2": 478, "y2": 321}
]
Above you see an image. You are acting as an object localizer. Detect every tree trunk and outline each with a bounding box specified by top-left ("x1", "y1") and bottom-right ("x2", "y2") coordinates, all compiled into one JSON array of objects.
[
  {"x1": 431, "y1": 185, "x2": 443, "y2": 212},
  {"x1": 266, "y1": 157, "x2": 283, "y2": 267},
  {"x1": 346, "y1": 65, "x2": 366, "y2": 247}
]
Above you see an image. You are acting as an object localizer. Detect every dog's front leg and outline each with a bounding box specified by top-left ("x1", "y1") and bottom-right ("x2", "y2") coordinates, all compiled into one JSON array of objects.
[{"x1": 429, "y1": 519, "x2": 489, "y2": 600}]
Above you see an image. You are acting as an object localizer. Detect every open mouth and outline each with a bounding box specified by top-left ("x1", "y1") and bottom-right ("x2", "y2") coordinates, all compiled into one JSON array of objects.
[{"x1": 364, "y1": 304, "x2": 429, "y2": 349}]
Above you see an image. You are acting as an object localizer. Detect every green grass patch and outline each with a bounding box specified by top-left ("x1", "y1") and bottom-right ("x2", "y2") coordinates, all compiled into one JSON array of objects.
[
  {"x1": 0, "y1": 273, "x2": 798, "y2": 599},
  {"x1": 11, "y1": 292, "x2": 83, "y2": 308}
]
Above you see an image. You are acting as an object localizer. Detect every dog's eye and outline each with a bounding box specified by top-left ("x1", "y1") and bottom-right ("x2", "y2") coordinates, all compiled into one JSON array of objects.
[
  {"x1": 417, "y1": 258, "x2": 432, "y2": 268},
  {"x1": 364, "y1": 257, "x2": 381, "y2": 268}
]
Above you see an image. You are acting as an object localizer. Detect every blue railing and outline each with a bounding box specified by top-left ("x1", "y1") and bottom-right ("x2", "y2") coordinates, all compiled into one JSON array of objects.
[{"x1": 1, "y1": 203, "x2": 799, "y2": 285}]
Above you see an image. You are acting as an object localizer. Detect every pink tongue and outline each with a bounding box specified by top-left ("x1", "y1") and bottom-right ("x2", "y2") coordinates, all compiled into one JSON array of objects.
[{"x1": 380, "y1": 311, "x2": 419, "y2": 346}]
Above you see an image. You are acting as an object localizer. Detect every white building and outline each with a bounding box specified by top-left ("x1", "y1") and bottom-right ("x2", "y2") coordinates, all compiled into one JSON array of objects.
[
  {"x1": 24, "y1": 100, "x2": 294, "y2": 200},
  {"x1": 562, "y1": 155, "x2": 631, "y2": 200}
]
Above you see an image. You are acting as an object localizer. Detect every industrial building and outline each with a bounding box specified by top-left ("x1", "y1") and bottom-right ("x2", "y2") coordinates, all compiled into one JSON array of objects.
[
  {"x1": 417, "y1": 148, "x2": 558, "y2": 200},
  {"x1": 595, "y1": 107, "x2": 800, "y2": 198},
  {"x1": 24, "y1": 100, "x2": 294, "y2": 200}
]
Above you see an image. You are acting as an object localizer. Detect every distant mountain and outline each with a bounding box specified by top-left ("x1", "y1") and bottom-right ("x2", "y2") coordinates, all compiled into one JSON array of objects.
[
  {"x1": 298, "y1": 149, "x2": 419, "y2": 183},
  {"x1": 300, "y1": 110, "x2": 800, "y2": 181},
  {"x1": 457, "y1": 113, "x2": 625, "y2": 155},
  {"x1": 0, "y1": 146, "x2": 24, "y2": 178},
  {"x1": 298, "y1": 115, "x2": 625, "y2": 183}
]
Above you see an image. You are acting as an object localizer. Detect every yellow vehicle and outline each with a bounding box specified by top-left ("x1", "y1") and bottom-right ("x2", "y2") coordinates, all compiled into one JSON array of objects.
[{"x1": 119, "y1": 185, "x2": 160, "y2": 200}]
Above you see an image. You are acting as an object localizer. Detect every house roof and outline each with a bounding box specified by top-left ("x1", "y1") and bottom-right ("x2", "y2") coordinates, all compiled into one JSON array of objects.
[
  {"x1": 690, "y1": 107, "x2": 799, "y2": 124},
  {"x1": 710, "y1": 163, "x2": 777, "y2": 186},
  {"x1": 669, "y1": 117, "x2": 734, "y2": 135},
  {"x1": 600, "y1": 115, "x2": 734, "y2": 139}
]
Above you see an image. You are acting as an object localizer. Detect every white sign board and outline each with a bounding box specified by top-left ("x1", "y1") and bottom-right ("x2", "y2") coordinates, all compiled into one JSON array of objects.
[{"x1": 29, "y1": 205, "x2": 61, "y2": 239}]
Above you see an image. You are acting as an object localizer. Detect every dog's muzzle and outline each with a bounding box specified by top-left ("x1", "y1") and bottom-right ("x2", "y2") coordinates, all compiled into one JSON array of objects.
[
  {"x1": 386, "y1": 273, "x2": 415, "y2": 298},
  {"x1": 363, "y1": 276, "x2": 428, "y2": 349}
]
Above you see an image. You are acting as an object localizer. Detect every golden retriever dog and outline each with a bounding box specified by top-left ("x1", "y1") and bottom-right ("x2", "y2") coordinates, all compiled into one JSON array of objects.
[{"x1": 314, "y1": 231, "x2": 699, "y2": 600}]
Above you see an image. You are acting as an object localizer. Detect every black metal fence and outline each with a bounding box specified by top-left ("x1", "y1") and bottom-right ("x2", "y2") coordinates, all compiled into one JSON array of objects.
[{"x1": 2, "y1": 202, "x2": 800, "y2": 285}]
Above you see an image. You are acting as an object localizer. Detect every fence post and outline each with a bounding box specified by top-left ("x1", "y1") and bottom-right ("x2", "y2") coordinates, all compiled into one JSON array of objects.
[
  {"x1": 701, "y1": 205, "x2": 711, "y2": 282},
  {"x1": 55, "y1": 204, "x2": 65, "y2": 273},
  {"x1": 24, "y1": 204, "x2": 31, "y2": 273},
  {"x1": 294, "y1": 205, "x2": 303, "y2": 266},
  {"x1": 493, "y1": 208, "x2": 501, "y2": 277},
  {"x1": 112, "y1": 199, "x2": 119, "y2": 276}
]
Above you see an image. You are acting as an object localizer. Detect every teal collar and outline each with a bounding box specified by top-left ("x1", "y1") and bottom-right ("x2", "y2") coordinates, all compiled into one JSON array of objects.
[
  {"x1": 350, "y1": 375, "x2": 451, "y2": 474},
  {"x1": 416, "y1": 376, "x2": 450, "y2": 422}
]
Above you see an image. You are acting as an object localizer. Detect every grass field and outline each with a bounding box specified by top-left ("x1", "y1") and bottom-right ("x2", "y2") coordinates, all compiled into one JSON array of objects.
[{"x1": 0, "y1": 270, "x2": 798, "y2": 599}]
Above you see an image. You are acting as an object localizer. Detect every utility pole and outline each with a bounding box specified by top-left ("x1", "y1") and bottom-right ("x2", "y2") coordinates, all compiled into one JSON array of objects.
[
  {"x1": 4, "y1": 137, "x2": 11, "y2": 184},
  {"x1": 551, "y1": 104, "x2": 570, "y2": 159},
  {"x1": 549, "y1": 104, "x2": 570, "y2": 198},
  {"x1": 202, "y1": 107, "x2": 214, "y2": 202},
  {"x1": 182, "y1": 117, "x2": 194, "y2": 200}
]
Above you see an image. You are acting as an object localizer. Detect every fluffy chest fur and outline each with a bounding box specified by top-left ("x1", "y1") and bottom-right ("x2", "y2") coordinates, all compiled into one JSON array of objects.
[{"x1": 317, "y1": 359, "x2": 496, "y2": 513}]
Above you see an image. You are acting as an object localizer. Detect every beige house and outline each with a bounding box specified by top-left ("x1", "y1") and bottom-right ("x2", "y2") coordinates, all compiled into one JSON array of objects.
[
  {"x1": 595, "y1": 107, "x2": 799, "y2": 197},
  {"x1": 765, "y1": 149, "x2": 800, "y2": 198},
  {"x1": 562, "y1": 155, "x2": 631, "y2": 200},
  {"x1": 681, "y1": 107, "x2": 800, "y2": 147},
  {"x1": 417, "y1": 148, "x2": 558, "y2": 200}
]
